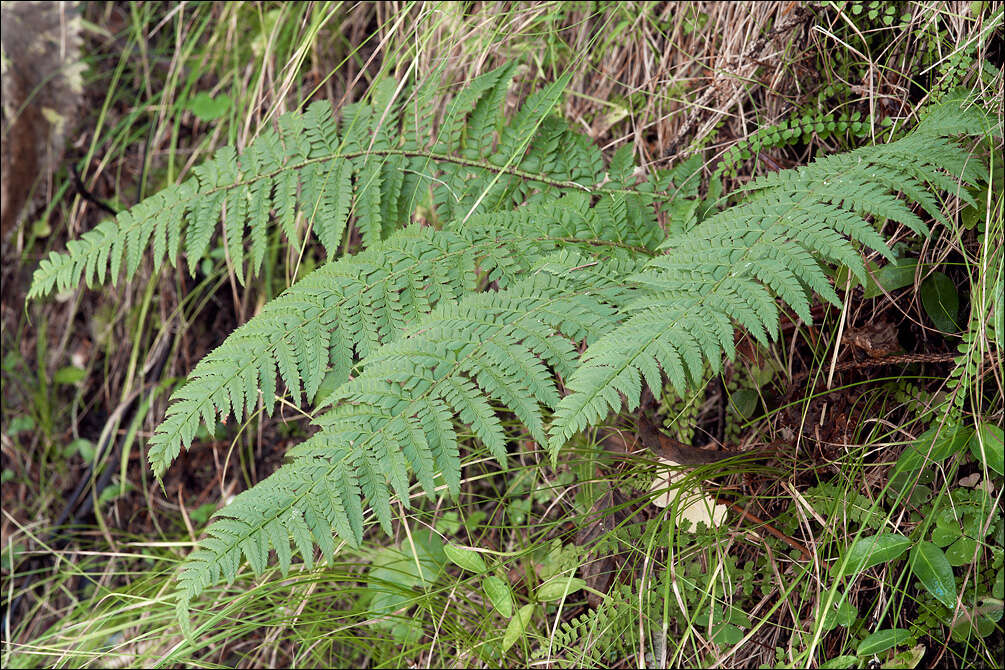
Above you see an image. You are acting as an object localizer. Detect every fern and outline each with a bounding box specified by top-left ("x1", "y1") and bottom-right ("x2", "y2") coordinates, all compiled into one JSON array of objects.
[
  {"x1": 177, "y1": 259, "x2": 634, "y2": 603},
  {"x1": 714, "y1": 110, "x2": 875, "y2": 179},
  {"x1": 547, "y1": 110, "x2": 990, "y2": 454},
  {"x1": 530, "y1": 593, "x2": 632, "y2": 666},
  {"x1": 27, "y1": 64, "x2": 596, "y2": 298},
  {"x1": 28, "y1": 65, "x2": 992, "y2": 616}
]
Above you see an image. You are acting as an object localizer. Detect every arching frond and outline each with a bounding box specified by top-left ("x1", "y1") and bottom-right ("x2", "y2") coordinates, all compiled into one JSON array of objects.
[{"x1": 28, "y1": 64, "x2": 992, "y2": 617}]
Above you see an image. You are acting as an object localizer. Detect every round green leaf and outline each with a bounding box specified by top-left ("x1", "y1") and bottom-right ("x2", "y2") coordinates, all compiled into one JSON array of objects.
[
  {"x1": 391, "y1": 619, "x2": 423, "y2": 644},
  {"x1": 186, "y1": 91, "x2": 233, "y2": 122},
  {"x1": 63, "y1": 437, "x2": 93, "y2": 460},
  {"x1": 910, "y1": 541, "x2": 957, "y2": 609},
  {"x1": 969, "y1": 423, "x2": 1004, "y2": 475},
  {"x1": 369, "y1": 531, "x2": 447, "y2": 590},
  {"x1": 6, "y1": 415, "x2": 34, "y2": 436},
  {"x1": 920, "y1": 272, "x2": 960, "y2": 332},
  {"x1": 950, "y1": 598, "x2": 1003, "y2": 641},
  {"x1": 945, "y1": 536, "x2": 978, "y2": 566},
  {"x1": 711, "y1": 622, "x2": 743, "y2": 645},
  {"x1": 501, "y1": 603, "x2": 535, "y2": 652},
  {"x1": 443, "y1": 542, "x2": 487, "y2": 574},
  {"x1": 858, "y1": 628, "x2": 913, "y2": 655},
  {"x1": 536, "y1": 576, "x2": 587, "y2": 602},
  {"x1": 932, "y1": 511, "x2": 963, "y2": 547},
  {"x1": 834, "y1": 533, "x2": 912, "y2": 579},
  {"x1": 483, "y1": 575, "x2": 513, "y2": 618},
  {"x1": 728, "y1": 388, "x2": 758, "y2": 419},
  {"x1": 821, "y1": 593, "x2": 857, "y2": 631}
]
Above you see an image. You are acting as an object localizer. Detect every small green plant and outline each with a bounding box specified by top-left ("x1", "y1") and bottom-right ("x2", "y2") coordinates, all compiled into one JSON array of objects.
[{"x1": 28, "y1": 62, "x2": 994, "y2": 627}]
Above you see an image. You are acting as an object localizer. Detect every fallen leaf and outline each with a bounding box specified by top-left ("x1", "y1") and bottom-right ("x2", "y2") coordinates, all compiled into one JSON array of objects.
[{"x1": 650, "y1": 457, "x2": 728, "y2": 529}]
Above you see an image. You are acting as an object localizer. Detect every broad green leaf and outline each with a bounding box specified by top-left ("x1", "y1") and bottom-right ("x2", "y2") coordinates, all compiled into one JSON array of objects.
[
  {"x1": 932, "y1": 510, "x2": 963, "y2": 547},
  {"x1": 483, "y1": 575, "x2": 513, "y2": 618},
  {"x1": 821, "y1": 593, "x2": 858, "y2": 631},
  {"x1": 53, "y1": 365, "x2": 86, "y2": 385},
  {"x1": 920, "y1": 272, "x2": 960, "y2": 332},
  {"x1": 820, "y1": 655, "x2": 858, "y2": 669},
  {"x1": 369, "y1": 589, "x2": 410, "y2": 618},
  {"x1": 711, "y1": 622, "x2": 743, "y2": 645},
  {"x1": 969, "y1": 423, "x2": 1004, "y2": 475},
  {"x1": 857, "y1": 628, "x2": 913, "y2": 655},
  {"x1": 837, "y1": 599, "x2": 857, "y2": 627},
  {"x1": 501, "y1": 603, "x2": 535, "y2": 653},
  {"x1": 950, "y1": 598, "x2": 1003, "y2": 641},
  {"x1": 5, "y1": 415, "x2": 34, "y2": 435},
  {"x1": 864, "y1": 258, "x2": 918, "y2": 298},
  {"x1": 64, "y1": 437, "x2": 94, "y2": 461},
  {"x1": 945, "y1": 536, "x2": 978, "y2": 566},
  {"x1": 728, "y1": 388, "x2": 758, "y2": 419},
  {"x1": 390, "y1": 619, "x2": 423, "y2": 644},
  {"x1": 910, "y1": 542, "x2": 957, "y2": 609},
  {"x1": 369, "y1": 531, "x2": 447, "y2": 590},
  {"x1": 893, "y1": 422, "x2": 972, "y2": 475},
  {"x1": 536, "y1": 576, "x2": 587, "y2": 602},
  {"x1": 443, "y1": 543, "x2": 487, "y2": 573},
  {"x1": 834, "y1": 533, "x2": 912, "y2": 579},
  {"x1": 32, "y1": 218, "x2": 52, "y2": 238}
]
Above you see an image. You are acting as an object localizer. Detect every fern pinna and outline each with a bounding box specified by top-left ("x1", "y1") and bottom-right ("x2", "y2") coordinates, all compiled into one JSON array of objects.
[{"x1": 29, "y1": 63, "x2": 990, "y2": 616}]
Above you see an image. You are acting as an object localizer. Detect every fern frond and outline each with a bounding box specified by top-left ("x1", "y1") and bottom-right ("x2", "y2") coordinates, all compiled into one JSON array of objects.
[
  {"x1": 148, "y1": 194, "x2": 657, "y2": 479},
  {"x1": 42, "y1": 63, "x2": 989, "y2": 619},
  {"x1": 176, "y1": 260, "x2": 632, "y2": 607},
  {"x1": 29, "y1": 63, "x2": 598, "y2": 299},
  {"x1": 147, "y1": 227, "x2": 480, "y2": 477},
  {"x1": 548, "y1": 117, "x2": 991, "y2": 457}
]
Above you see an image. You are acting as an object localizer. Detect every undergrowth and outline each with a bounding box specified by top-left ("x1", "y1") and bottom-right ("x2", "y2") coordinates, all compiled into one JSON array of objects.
[{"x1": 3, "y1": 2, "x2": 1002, "y2": 668}]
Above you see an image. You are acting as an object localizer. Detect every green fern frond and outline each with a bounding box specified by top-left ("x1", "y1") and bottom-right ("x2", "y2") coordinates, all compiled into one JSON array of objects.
[
  {"x1": 146, "y1": 226, "x2": 479, "y2": 477},
  {"x1": 176, "y1": 259, "x2": 632, "y2": 607},
  {"x1": 714, "y1": 110, "x2": 874, "y2": 179},
  {"x1": 547, "y1": 112, "x2": 991, "y2": 456},
  {"x1": 173, "y1": 79, "x2": 989, "y2": 611},
  {"x1": 148, "y1": 194, "x2": 659, "y2": 479},
  {"x1": 30, "y1": 99, "x2": 351, "y2": 297},
  {"x1": 29, "y1": 64, "x2": 599, "y2": 299}
]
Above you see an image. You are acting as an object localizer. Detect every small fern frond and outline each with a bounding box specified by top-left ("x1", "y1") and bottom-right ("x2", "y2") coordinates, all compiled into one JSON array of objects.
[
  {"x1": 912, "y1": 87, "x2": 998, "y2": 138},
  {"x1": 714, "y1": 110, "x2": 874, "y2": 179}
]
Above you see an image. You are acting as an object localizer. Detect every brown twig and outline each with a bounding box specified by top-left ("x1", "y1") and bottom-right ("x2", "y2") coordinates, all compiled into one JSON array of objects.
[
  {"x1": 724, "y1": 500, "x2": 812, "y2": 560},
  {"x1": 790, "y1": 351, "x2": 999, "y2": 385}
]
